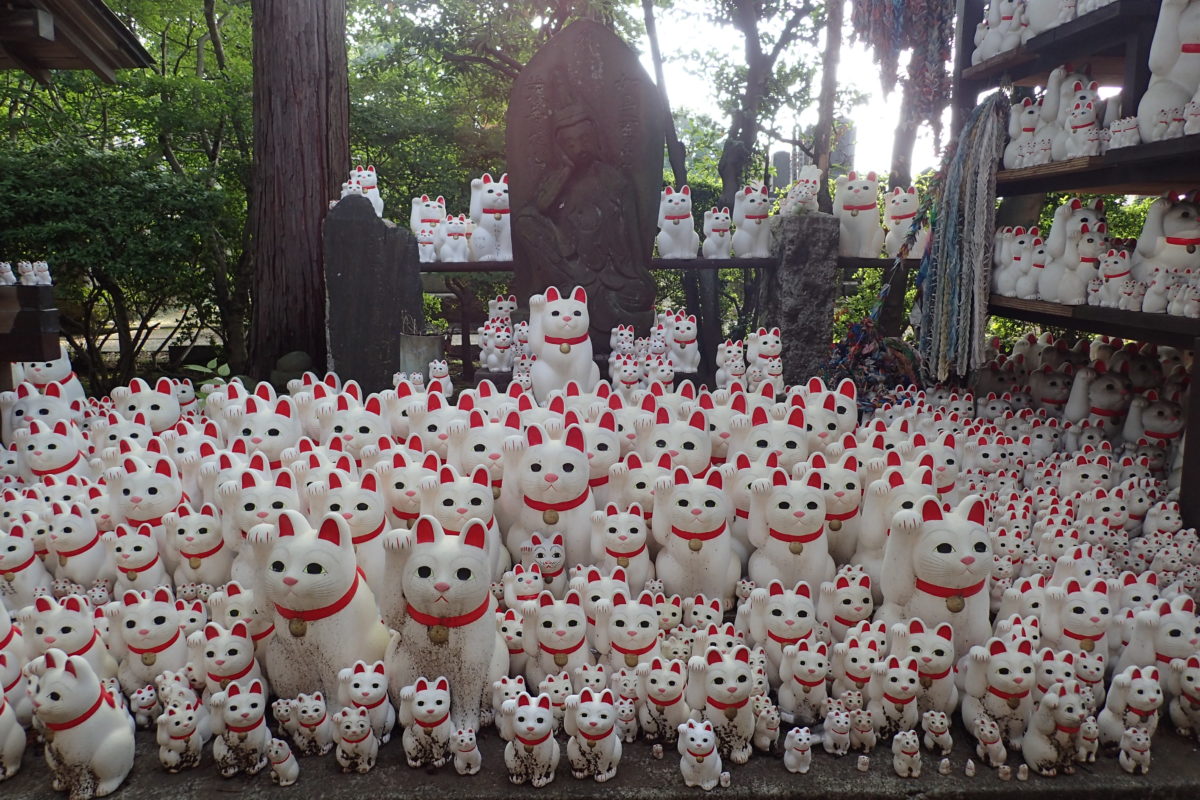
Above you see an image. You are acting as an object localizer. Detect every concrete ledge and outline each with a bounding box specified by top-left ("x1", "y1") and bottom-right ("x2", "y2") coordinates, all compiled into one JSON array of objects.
[{"x1": 5, "y1": 721, "x2": 1199, "y2": 798}]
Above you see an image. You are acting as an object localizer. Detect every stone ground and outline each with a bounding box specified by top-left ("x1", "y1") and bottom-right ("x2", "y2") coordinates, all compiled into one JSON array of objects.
[{"x1": 5, "y1": 720, "x2": 1199, "y2": 799}]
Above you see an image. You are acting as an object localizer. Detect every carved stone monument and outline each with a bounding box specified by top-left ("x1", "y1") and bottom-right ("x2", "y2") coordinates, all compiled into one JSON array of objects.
[{"x1": 506, "y1": 19, "x2": 664, "y2": 353}]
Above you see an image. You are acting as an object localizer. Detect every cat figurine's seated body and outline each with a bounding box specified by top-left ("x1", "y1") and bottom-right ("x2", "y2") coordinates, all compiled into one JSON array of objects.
[
  {"x1": 500, "y1": 692, "x2": 560, "y2": 787},
  {"x1": 398, "y1": 676, "x2": 453, "y2": 768},
  {"x1": 26, "y1": 649, "x2": 134, "y2": 799},
  {"x1": 834, "y1": 172, "x2": 884, "y2": 258},
  {"x1": 564, "y1": 687, "x2": 622, "y2": 781},
  {"x1": 732, "y1": 183, "x2": 772, "y2": 258},
  {"x1": 468, "y1": 172, "x2": 512, "y2": 261},
  {"x1": 527, "y1": 286, "x2": 600, "y2": 401},
  {"x1": 677, "y1": 718, "x2": 722, "y2": 790},
  {"x1": 209, "y1": 678, "x2": 271, "y2": 777},
  {"x1": 657, "y1": 186, "x2": 700, "y2": 259}
]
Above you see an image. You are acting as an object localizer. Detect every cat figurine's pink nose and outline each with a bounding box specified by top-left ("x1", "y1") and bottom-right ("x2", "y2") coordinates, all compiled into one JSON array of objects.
[
  {"x1": 434, "y1": 582, "x2": 450, "y2": 593},
  {"x1": 283, "y1": 576, "x2": 298, "y2": 586},
  {"x1": 544, "y1": 474, "x2": 558, "y2": 483}
]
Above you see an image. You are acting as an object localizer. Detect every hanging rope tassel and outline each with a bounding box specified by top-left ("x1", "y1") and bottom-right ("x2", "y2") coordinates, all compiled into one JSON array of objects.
[{"x1": 916, "y1": 91, "x2": 1007, "y2": 382}]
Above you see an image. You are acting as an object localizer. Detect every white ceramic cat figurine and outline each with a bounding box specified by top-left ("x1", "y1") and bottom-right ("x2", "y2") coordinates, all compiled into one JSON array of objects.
[
  {"x1": 593, "y1": 503, "x2": 654, "y2": 593},
  {"x1": 398, "y1": 676, "x2": 453, "y2": 767},
  {"x1": 155, "y1": 699, "x2": 204, "y2": 773},
  {"x1": 657, "y1": 186, "x2": 700, "y2": 259},
  {"x1": 783, "y1": 726, "x2": 814, "y2": 773},
  {"x1": 0, "y1": 523, "x2": 52, "y2": 607},
  {"x1": 677, "y1": 718, "x2": 722, "y2": 790},
  {"x1": 106, "y1": 523, "x2": 169, "y2": 595},
  {"x1": 437, "y1": 214, "x2": 471, "y2": 262},
  {"x1": 732, "y1": 183, "x2": 772, "y2": 258},
  {"x1": 892, "y1": 729, "x2": 922, "y2": 777},
  {"x1": 20, "y1": 594, "x2": 117, "y2": 680},
  {"x1": 522, "y1": 589, "x2": 593, "y2": 687},
  {"x1": 1167, "y1": 654, "x2": 1200, "y2": 736},
  {"x1": 1119, "y1": 725, "x2": 1152, "y2": 774},
  {"x1": 1098, "y1": 665, "x2": 1163, "y2": 744},
  {"x1": 527, "y1": 286, "x2": 600, "y2": 401},
  {"x1": 338, "y1": 660, "x2": 395, "y2": 743},
  {"x1": 248, "y1": 511, "x2": 389, "y2": 699},
  {"x1": 746, "y1": 468, "x2": 833, "y2": 591},
  {"x1": 1023, "y1": 679, "x2": 1088, "y2": 777},
  {"x1": 834, "y1": 172, "x2": 884, "y2": 258},
  {"x1": 209, "y1": 678, "x2": 271, "y2": 777},
  {"x1": 593, "y1": 590, "x2": 661, "y2": 673},
  {"x1": 961, "y1": 636, "x2": 1036, "y2": 750},
  {"x1": 1136, "y1": 0, "x2": 1200, "y2": 143},
  {"x1": 468, "y1": 172, "x2": 512, "y2": 262},
  {"x1": 452, "y1": 727, "x2": 481, "y2": 775},
  {"x1": 652, "y1": 467, "x2": 740, "y2": 607},
  {"x1": 636, "y1": 657, "x2": 690, "y2": 742},
  {"x1": 267, "y1": 738, "x2": 298, "y2": 786},
  {"x1": 922, "y1": 709, "x2": 953, "y2": 755},
  {"x1": 866, "y1": 655, "x2": 921, "y2": 739},
  {"x1": 564, "y1": 687, "x2": 622, "y2": 781},
  {"x1": 112, "y1": 587, "x2": 188, "y2": 695},
  {"x1": 884, "y1": 186, "x2": 929, "y2": 258},
  {"x1": 500, "y1": 692, "x2": 559, "y2": 787},
  {"x1": 668, "y1": 313, "x2": 701, "y2": 373},
  {"x1": 383, "y1": 516, "x2": 505, "y2": 731},
  {"x1": 781, "y1": 166, "x2": 821, "y2": 215},
  {"x1": 411, "y1": 194, "x2": 447, "y2": 235},
  {"x1": 702, "y1": 207, "x2": 733, "y2": 259},
  {"x1": 26, "y1": 649, "x2": 134, "y2": 798},
  {"x1": 689, "y1": 646, "x2": 755, "y2": 764}
]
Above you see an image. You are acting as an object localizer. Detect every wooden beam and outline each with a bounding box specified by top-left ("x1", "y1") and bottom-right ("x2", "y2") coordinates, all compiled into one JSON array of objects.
[
  {"x1": 0, "y1": 8, "x2": 54, "y2": 43},
  {"x1": 0, "y1": 41, "x2": 52, "y2": 84},
  {"x1": 47, "y1": 10, "x2": 115, "y2": 82}
]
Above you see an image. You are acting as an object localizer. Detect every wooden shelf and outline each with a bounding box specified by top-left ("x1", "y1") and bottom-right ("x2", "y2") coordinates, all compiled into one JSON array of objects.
[
  {"x1": 961, "y1": 0, "x2": 1157, "y2": 88},
  {"x1": 996, "y1": 135, "x2": 1200, "y2": 196},
  {"x1": 987, "y1": 295, "x2": 1200, "y2": 350},
  {"x1": 836, "y1": 257, "x2": 921, "y2": 270},
  {"x1": 419, "y1": 257, "x2": 777, "y2": 274}
]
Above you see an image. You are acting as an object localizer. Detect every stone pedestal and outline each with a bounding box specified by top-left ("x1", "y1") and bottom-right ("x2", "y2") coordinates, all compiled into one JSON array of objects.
[
  {"x1": 758, "y1": 214, "x2": 840, "y2": 385},
  {"x1": 323, "y1": 195, "x2": 423, "y2": 392}
]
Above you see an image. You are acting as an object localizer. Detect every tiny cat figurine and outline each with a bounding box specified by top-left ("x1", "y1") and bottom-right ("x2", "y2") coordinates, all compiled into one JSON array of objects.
[
  {"x1": 783, "y1": 726, "x2": 814, "y2": 773},
  {"x1": 1077, "y1": 715, "x2": 1100, "y2": 763},
  {"x1": 267, "y1": 738, "x2": 299, "y2": 786},
  {"x1": 106, "y1": 522, "x2": 169, "y2": 594},
  {"x1": 823, "y1": 708, "x2": 852, "y2": 755},
  {"x1": 1119, "y1": 726, "x2": 1152, "y2": 775},
  {"x1": 746, "y1": 467, "x2": 833, "y2": 591},
  {"x1": 503, "y1": 563, "x2": 545, "y2": 610},
  {"x1": 637, "y1": 657, "x2": 691, "y2": 742},
  {"x1": 209, "y1": 678, "x2": 271, "y2": 777},
  {"x1": 892, "y1": 729, "x2": 922, "y2": 778},
  {"x1": 527, "y1": 286, "x2": 600, "y2": 401},
  {"x1": 411, "y1": 194, "x2": 447, "y2": 236},
  {"x1": 890, "y1": 618, "x2": 958, "y2": 714},
  {"x1": 164, "y1": 503, "x2": 232, "y2": 590},
  {"x1": 155, "y1": 699, "x2": 204, "y2": 773},
  {"x1": 732, "y1": 183, "x2": 772, "y2": 258},
  {"x1": 130, "y1": 685, "x2": 161, "y2": 729},
  {"x1": 337, "y1": 660, "x2": 395, "y2": 744},
  {"x1": 834, "y1": 172, "x2": 884, "y2": 258},
  {"x1": 593, "y1": 503, "x2": 654, "y2": 593},
  {"x1": 333, "y1": 707, "x2": 378, "y2": 774},
  {"x1": 615, "y1": 696, "x2": 639, "y2": 742},
  {"x1": 398, "y1": 676, "x2": 453, "y2": 768},
  {"x1": 778, "y1": 639, "x2": 829, "y2": 726},
  {"x1": 26, "y1": 649, "x2": 133, "y2": 798},
  {"x1": 702, "y1": 207, "x2": 733, "y2": 259},
  {"x1": 1023, "y1": 680, "x2": 1087, "y2": 777},
  {"x1": 452, "y1": 727, "x2": 482, "y2": 775},
  {"x1": 522, "y1": 589, "x2": 594, "y2": 687},
  {"x1": 848, "y1": 707, "x2": 875, "y2": 752},
  {"x1": 689, "y1": 646, "x2": 755, "y2": 765},
  {"x1": 564, "y1": 687, "x2": 622, "y2": 782},
  {"x1": 974, "y1": 714, "x2": 1007, "y2": 766},
  {"x1": 0, "y1": 664, "x2": 25, "y2": 779},
  {"x1": 0, "y1": 522, "x2": 53, "y2": 608},
  {"x1": 188, "y1": 620, "x2": 262, "y2": 699},
  {"x1": 922, "y1": 709, "x2": 953, "y2": 755},
  {"x1": 657, "y1": 186, "x2": 700, "y2": 259},
  {"x1": 1098, "y1": 665, "x2": 1163, "y2": 745},
  {"x1": 866, "y1": 655, "x2": 921, "y2": 739},
  {"x1": 677, "y1": 719, "x2": 722, "y2": 791},
  {"x1": 962, "y1": 637, "x2": 1035, "y2": 751},
  {"x1": 500, "y1": 692, "x2": 560, "y2": 787},
  {"x1": 290, "y1": 691, "x2": 335, "y2": 756},
  {"x1": 754, "y1": 703, "x2": 781, "y2": 752},
  {"x1": 884, "y1": 186, "x2": 929, "y2": 258}
]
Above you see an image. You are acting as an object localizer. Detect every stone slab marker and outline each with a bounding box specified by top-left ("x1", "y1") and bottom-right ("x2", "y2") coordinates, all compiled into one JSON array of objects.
[
  {"x1": 506, "y1": 19, "x2": 665, "y2": 352},
  {"x1": 758, "y1": 214, "x2": 840, "y2": 384},
  {"x1": 324, "y1": 194, "x2": 423, "y2": 392}
]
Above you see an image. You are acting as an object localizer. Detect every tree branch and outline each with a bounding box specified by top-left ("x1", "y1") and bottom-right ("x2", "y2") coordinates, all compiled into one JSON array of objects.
[{"x1": 440, "y1": 51, "x2": 520, "y2": 81}]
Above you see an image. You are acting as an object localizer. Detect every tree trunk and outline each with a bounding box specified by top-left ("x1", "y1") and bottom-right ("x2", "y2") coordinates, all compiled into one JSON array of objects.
[
  {"x1": 878, "y1": 64, "x2": 922, "y2": 337},
  {"x1": 812, "y1": 0, "x2": 843, "y2": 214},
  {"x1": 249, "y1": 0, "x2": 348, "y2": 377}
]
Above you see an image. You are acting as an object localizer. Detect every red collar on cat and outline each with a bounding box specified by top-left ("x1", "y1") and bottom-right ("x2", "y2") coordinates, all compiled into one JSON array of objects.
[
  {"x1": 179, "y1": 538, "x2": 225, "y2": 561},
  {"x1": 1055, "y1": 723, "x2": 1079, "y2": 735},
  {"x1": 443, "y1": 516, "x2": 496, "y2": 536},
  {"x1": 663, "y1": 214, "x2": 691, "y2": 221},
  {"x1": 743, "y1": 213, "x2": 768, "y2": 220},
  {"x1": 1062, "y1": 627, "x2": 1104, "y2": 644},
  {"x1": 274, "y1": 569, "x2": 363, "y2": 624},
  {"x1": 524, "y1": 489, "x2": 590, "y2": 514},
  {"x1": 31, "y1": 450, "x2": 84, "y2": 477},
  {"x1": 252, "y1": 623, "x2": 275, "y2": 642},
  {"x1": 768, "y1": 525, "x2": 824, "y2": 545},
  {"x1": 270, "y1": 749, "x2": 294, "y2": 764},
  {"x1": 844, "y1": 671, "x2": 870, "y2": 685},
  {"x1": 670, "y1": 521, "x2": 726, "y2": 542},
  {"x1": 127, "y1": 514, "x2": 166, "y2": 528},
  {"x1": 611, "y1": 638, "x2": 657, "y2": 657},
  {"x1": 543, "y1": 332, "x2": 590, "y2": 347},
  {"x1": 768, "y1": 628, "x2": 812, "y2": 646},
  {"x1": 578, "y1": 725, "x2": 614, "y2": 741},
  {"x1": 414, "y1": 711, "x2": 449, "y2": 729},
  {"x1": 651, "y1": 690, "x2": 685, "y2": 707},
  {"x1": 55, "y1": 529, "x2": 102, "y2": 560},
  {"x1": 832, "y1": 615, "x2": 864, "y2": 628},
  {"x1": 516, "y1": 729, "x2": 552, "y2": 747},
  {"x1": 1125, "y1": 704, "x2": 1157, "y2": 719},
  {"x1": 1088, "y1": 406, "x2": 1119, "y2": 417},
  {"x1": 687, "y1": 744, "x2": 716, "y2": 758},
  {"x1": 539, "y1": 636, "x2": 586, "y2": 657},
  {"x1": 68, "y1": 629, "x2": 101, "y2": 657},
  {"x1": 43, "y1": 686, "x2": 115, "y2": 732},
  {"x1": 126, "y1": 627, "x2": 180, "y2": 657},
  {"x1": 883, "y1": 692, "x2": 915, "y2": 706},
  {"x1": 119, "y1": 554, "x2": 160, "y2": 575},
  {"x1": 826, "y1": 508, "x2": 857, "y2": 522},
  {"x1": 207, "y1": 658, "x2": 256, "y2": 685},
  {"x1": 605, "y1": 541, "x2": 646, "y2": 560},
  {"x1": 706, "y1": 695, "x2": 747, "y2": 711},
  {"x1": 842, "y1": 203, "x2": 877, "y2": 212},
  {"x1": 1143, "y1": 428, "x2": 1180, "y2": 441},
  {"x1": 352, "y1": 518, "x2": 387, "y2": 546},
  {"x1": 482, "y1": 207, "x2": 510, "y2": 215},
  {"x1": 0, "y1": 552, "x2": 36, "y2": 577},
  {"x1": 0, "y1": 625, "x2": 18, "y2": 652},
  {"x1": 391, "y1": 507, "x2": 419, "y2": 522},
  {"x1": 298, "y1": 712, "x2": 326, "y2": 730},
  {"x1": 29, "y1": 372, "x2": 76, "y2": 390},
  {"x1": 913, "y1": 577, "x2": 985, "y2": 602},
  {"x1": 987, "y1": 685, "x2": 1029, "y2": 702},
  {"x1": 353, "y1": 694, "x2": 388, "y2": 711},
  {"x1": 407, "y1": 594, "x2": 491, "y2": 631},
  {"x1": 734, "y1": 507, "x2": 749, "y2": 519},
  {"x1": 589, "y1": 475, "x2": 609, "y2": 488},
  {"x1": 920, "y1": 665, "x2": 952, "y2": 681},
  {"x1": 1166, "y1": 234, "x2": 1200, "y2": 244},
  {"x1": 340, "y1": 728, "x2": 373, "y2": 744},
  {"x1": 792, "y1": 673, "x2": 824, "y2": 688},
  {"x1": 226, "y1": 715, "x2": 265, "y2": 735},
  {"x1": 890, "y1": 211, "x2": 917, "y2": 221}
]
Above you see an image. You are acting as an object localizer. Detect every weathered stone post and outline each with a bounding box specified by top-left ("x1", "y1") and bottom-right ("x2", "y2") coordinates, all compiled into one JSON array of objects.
[
  {"x1": 758, "y1": 213, "x2": 840, "y2": 384},
  {"x1": 323, "y1": 195, "x2": 423, "y2": 392}
]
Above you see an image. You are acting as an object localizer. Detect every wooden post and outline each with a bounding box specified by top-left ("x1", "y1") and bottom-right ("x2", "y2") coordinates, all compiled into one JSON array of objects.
[
  {"x1": 757, "y1": 214, "x2": 840, "y2": 384},
  {"x1": 323, "y1": 195, "x2": 423, "y2": 393},
  {"x1": 1183, "y1": 336, "x2": 1200, "y2": 530}
]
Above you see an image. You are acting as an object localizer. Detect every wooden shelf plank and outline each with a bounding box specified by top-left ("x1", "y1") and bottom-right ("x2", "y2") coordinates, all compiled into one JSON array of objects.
[
  {"x1": 419, "y1": 257, "x2": 777, "y2": 274},
  {"x1": 997, "y1": 135, "x2": 1200, "y2": 196},
  {"x1": 988, "y1": 294, "x2": 1200, "y2": 349},
  {"x1": 837, "y1": 257, "x2": 921, "y2": 270}
]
